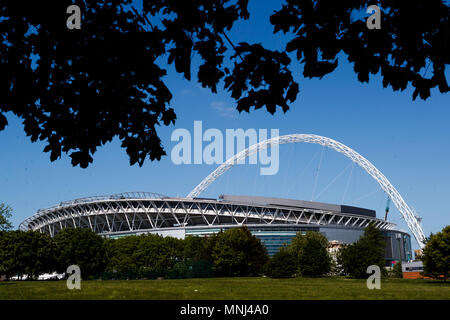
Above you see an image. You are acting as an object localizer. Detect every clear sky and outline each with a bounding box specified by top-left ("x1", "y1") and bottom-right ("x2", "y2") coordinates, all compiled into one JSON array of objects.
[{"x1": 0, "y1": 1, "x2": 449, "y2": 250}]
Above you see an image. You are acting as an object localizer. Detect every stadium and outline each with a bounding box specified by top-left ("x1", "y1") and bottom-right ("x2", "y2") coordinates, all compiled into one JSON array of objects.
[
  {"x1": 19, "y1": 134, "x2": 424, "y2": 265},
  {"x1": 19, "y1": 192, "x2": 412, "y2": 264}
]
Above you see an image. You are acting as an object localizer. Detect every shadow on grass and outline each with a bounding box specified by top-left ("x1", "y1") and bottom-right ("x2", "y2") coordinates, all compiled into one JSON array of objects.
[{"x1": 422, "y1": 280, "x2": 449, "y2": 285}]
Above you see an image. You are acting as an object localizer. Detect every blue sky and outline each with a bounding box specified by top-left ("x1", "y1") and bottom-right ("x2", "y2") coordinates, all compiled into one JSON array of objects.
[{"x1": 1, "y1": 1, "x2": 449, "y2": 250}]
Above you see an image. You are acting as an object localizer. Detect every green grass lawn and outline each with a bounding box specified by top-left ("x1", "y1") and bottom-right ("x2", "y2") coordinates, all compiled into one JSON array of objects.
[{"x1": 0, "y1": 277, "x2": 449, "y2": 300}]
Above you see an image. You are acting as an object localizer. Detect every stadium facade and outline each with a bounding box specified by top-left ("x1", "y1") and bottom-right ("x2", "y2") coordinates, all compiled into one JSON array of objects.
[{"x1": 19, "y1": 192, "x2": 413, "y2": 264}]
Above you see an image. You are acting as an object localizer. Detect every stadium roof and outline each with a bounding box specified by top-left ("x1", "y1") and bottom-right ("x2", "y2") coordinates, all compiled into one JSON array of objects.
[{"x1": 218, "y1": 194, "x2": 376, "y2": 218}]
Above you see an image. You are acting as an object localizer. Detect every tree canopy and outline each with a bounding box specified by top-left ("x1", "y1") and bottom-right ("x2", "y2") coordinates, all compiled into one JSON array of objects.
[
  {"x1": 422, "y1": 225, "x2": 449, "y2": 281},
  {"x1": 0, "y1": 230, "x2": 55, "y2": 279},
  {"x1": 53, "y1": 228, "x2": 107, "y2": 278},
  {"x1": 105, "y1": 233, "x2": 184, "y2": 273},
  {"x1": 392, "y1": 260, "x2": 403, "y2": 278},
  {"x1": 211, "y1": 226, "x2": 268, "y2": 276},
  {"x1": 263, "y1": 246, "x2": 297, "y2": 278},
  {"x1": 0, "y1": 203, "x2": 13, "y2": 231},
  {"x1": 0, "y1": 1, "x2": 448, "y2": 167},
  {"x1": 289, "y1": 231, "x2": 332, "y2": 276},
  {"x1": 338, "y1": 223, "x2": 386, "y2": 278}
]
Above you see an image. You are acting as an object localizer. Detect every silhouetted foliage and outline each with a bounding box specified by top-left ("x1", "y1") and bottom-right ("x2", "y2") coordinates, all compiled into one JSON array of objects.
[
  {"x1": 0, "y1": 1, "x2": 175, "y2": 168},
  {"x1": 271, "y1": 0, "x2": 449, "y2": 100},
  {"x1": 2, "y1": 1, "x2": 446, "y2": 167}
]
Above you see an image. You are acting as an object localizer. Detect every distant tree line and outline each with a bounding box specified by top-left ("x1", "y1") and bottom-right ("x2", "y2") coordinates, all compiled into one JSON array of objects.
[
  {"x1": 0, "y1": 223, "x2": 386, "y2": 280},
  {"x1": 0, "y1": 207, "x2": 448, "y2": 281},
  {"x1": 0, "y1": 226, "x2": 269, "y2": 280},
  {"x1": 265, "y1": 224, "x2": 449, "y2": 281},
  {"x1": 263, "y1": 223, "x2": 387, "y2": 279}
]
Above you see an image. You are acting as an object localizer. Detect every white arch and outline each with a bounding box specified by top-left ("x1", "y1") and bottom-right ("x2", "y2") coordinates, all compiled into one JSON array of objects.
[{"x1": 187, "y1": 134, "x2": 426, "y2": 248}]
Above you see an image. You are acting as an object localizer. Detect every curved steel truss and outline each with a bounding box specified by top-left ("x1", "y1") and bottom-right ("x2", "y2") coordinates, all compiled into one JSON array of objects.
[
  {"x1": 187, "y1": 134, "x2": 426, "y2": 248},
  {"x1": 19, "y1": 192, "x2": 167, "y2": 231},
  {"x1": 19, "y1": 198, "x2": 394, "y2": 237}
]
